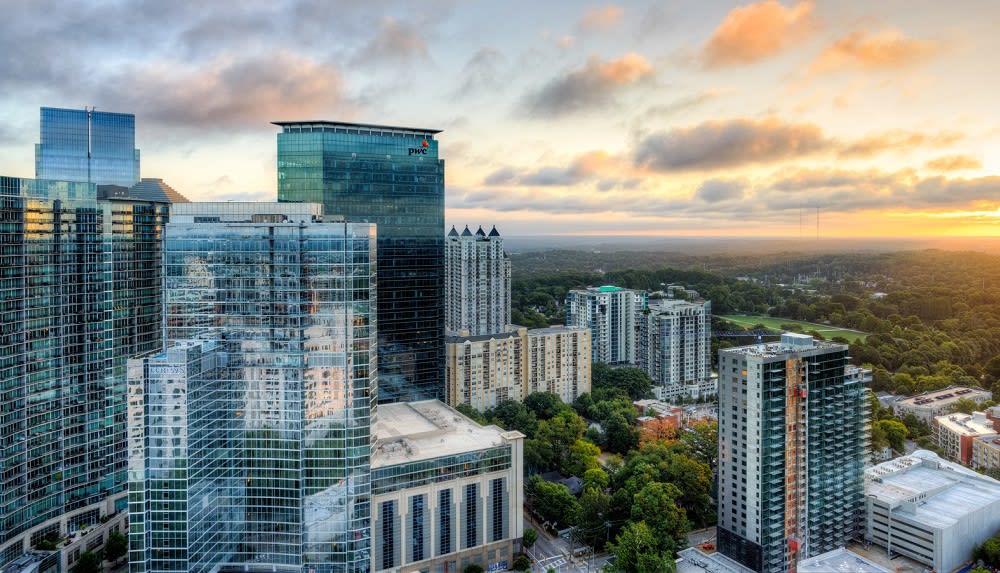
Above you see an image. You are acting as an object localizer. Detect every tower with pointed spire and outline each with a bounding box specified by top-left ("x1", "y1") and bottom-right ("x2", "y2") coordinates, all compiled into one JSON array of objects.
[{"x1": 445, "y1": 224, "x2": 511, "y2": 336}]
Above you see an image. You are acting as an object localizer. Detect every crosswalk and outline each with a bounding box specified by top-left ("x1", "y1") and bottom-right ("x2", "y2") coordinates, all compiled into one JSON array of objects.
[{"x1": 534, "y1": 555, "x2": 568, "y2": 572}]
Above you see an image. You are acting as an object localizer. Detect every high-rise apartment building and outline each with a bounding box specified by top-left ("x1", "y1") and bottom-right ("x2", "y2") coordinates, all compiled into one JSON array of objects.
[
  {"x1": 565, "y1": 286, "x2": 646, "y2": 365},
  {"x1": 35, "y1": 107, "x2": 140, "y2": 187},
  {"x1": 640, "y1": 299, "x2": 712, "y2": 401},
  {"x1": 717, "y1": 334, "x2": 868, "y2": 573},
  {"x1": 0, "y1": 176, "x2": 169, "y2": 570},
  {"x1": 445, "y1": 326, "x2": 591, "y2": 412},
  {"x1": 275, "y1": 120, "x2": 445, "y2": 403},
  {"x1": 445, "y1": 225, "x2": 510, "y2": 336},
  {"x1": 129, "y1": 203, "x2": 377, "y2": 573}
]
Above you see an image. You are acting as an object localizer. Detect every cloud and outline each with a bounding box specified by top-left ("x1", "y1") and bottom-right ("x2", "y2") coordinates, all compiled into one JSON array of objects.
[
  {"x1": 483, "y1": 150, "x2": 634, "y2": 190},
  {"x1": 95, "y1": 52, "x2": 346, "y2": 129},
  {"x1": 634, "y1": 117, "x2": 827, "y2": 171},
  {"x1": 810, "y1": 29, "x2": 942, "y2": 74},
  {"x1": 924, "y1": 155, "x2": 982, "y2": 172},
  {"x1": 640, "y1": 89, "x2": 729, "y2": 120},
  {"x1": 695, "y1": 179, "x2": 747, "y2": 203},
  {"x1": 637, "y1": 5, "x2": 672, "y2": 39},
  {"x1": 839, "y1": 129, "x2": 963, "y2": 158},
  {"x1": 579, "y1": 5, "x2": 624, "y2": 31},
  {"x1": 454, "y1": 47, "x2": 507, "y2": 96},
  {"x1": 703, "y1": 1, "x2": 816, "y2": 68},
  {"x1": 520, "y1": 53, "x2": 654, "y2": 117},
  {"x1": 354, "y1": 17, "x2": 430, "y2": 64}
]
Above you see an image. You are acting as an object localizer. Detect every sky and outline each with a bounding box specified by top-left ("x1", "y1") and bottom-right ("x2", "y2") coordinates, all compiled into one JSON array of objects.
[{"x1": 1, "y1": 0, "x2": 999, "y2": 238}]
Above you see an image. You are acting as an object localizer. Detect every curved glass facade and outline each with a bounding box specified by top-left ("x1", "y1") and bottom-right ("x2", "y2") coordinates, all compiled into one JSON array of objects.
[
  {"x1": 275, "y1": 122, "x2": 445, "y2": 403},
  {"x1": 130, "y1": 204, "x2": 376, "y2": 573}
]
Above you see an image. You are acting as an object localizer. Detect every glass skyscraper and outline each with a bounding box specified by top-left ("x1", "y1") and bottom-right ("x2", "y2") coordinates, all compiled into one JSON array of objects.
[
  {"x1": 36, "y1": 107, "x2": 141, "y2": 187},
  {"x1": 275, "y1": 121, "x2": 445, "y2": 403},
  {"x1": 0, "y1": 176, "x2": 168, "y2": 568},
  {"x1": 129, "y1": 203, "x2": 376, "y2": 573}
]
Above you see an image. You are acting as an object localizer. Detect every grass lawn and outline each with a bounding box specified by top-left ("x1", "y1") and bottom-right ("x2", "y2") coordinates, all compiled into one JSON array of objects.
[{"x1": 718, "y1": 314, "x2": 868, "y2": 343}]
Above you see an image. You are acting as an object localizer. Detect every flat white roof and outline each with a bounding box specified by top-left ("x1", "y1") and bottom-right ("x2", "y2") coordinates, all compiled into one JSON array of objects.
[
  {"x1": 895, "y1": 386, "x2": 991, "y2": 407},
  {"x1": 865, "y1": 450, "x2": 1000, "y2": 529},
  {"x1": 371, "y1": 400, "x2": 522, "y2": 469},
  {"x1": 798, "y1": 548, "x2": 890, "y2": 573},
  {"x1": 935, "y1": 412, "x2": 995, "y2": 436}
]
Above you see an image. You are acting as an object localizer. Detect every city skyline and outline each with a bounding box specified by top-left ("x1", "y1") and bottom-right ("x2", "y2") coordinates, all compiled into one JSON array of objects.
[{"x1": 1, "y1": 1, "x2": 997, "y2": 238}]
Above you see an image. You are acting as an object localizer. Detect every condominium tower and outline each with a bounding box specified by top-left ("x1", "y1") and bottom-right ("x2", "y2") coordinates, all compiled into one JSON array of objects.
[
  {"x1": 0, "y1": 176, "x2": 169, "y2": 570},
  {"x1": 640, "y1": 299, "x2": 712, "y2": 401},
  {"x1": 565, "y1": 286, "x2": 646, "y2": 365},
  {"x1": 129, "y1": 203, "x2": 377, "y2": 573},
  {"x1": 35, "y1": 107, "x2": 140, "y2": 187},
  {"x1": 445, "y1": 225, "x2": 510, "y2": 336},
  {"x1": 275, "y1": 121, "x2": 445, "y2": 403},
  {"x1": 445, "y1": 326, "x2": 591, "y2": 411},
  {"x1": 717, "y1": 334, "x2": 867, "y2": 573}
]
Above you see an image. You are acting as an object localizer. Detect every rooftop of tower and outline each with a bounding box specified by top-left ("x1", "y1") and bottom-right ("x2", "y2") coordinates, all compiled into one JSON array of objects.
[
  {"x1": 272, "y1": 120, "x2": 441, "y2": 137},
  {"x1": 372, "y1": 400, "x2": 522, "y2": 468}
]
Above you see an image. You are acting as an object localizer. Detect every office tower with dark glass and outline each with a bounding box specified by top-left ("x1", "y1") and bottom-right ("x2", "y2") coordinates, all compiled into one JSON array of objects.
[
  {"x1": 128, "y1": 203, "x2": 377, "y2": 573},
  {"x1": 275, "y1": 121, "x2": 445, "y2": 403},
  {"x1": 35, "y1": 107, "x2": 141, "y2": 187},
  {"x1": 0, "y1": 175, "x2": 169, "y2": 571},
  {"x1": 717, "y1": 334, "x2": 868, "y2": 573}
]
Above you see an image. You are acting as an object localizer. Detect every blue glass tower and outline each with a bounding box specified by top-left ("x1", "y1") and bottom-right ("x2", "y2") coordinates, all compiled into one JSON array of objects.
[
  {"x1": 0, "y1": 176, "x2": 168, "y2": 570},
  {"x1": 35, "y1": 107, "x2": 140, "y2": 187},
  {"x1": 275, "y1": 121, "x2": 445, "y2": 403}
]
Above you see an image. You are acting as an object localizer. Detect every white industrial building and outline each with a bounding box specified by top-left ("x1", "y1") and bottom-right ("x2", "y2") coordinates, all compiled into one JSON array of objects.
[{"x1": 864, "y1": 450, "x2": 1000, "y2": 573}]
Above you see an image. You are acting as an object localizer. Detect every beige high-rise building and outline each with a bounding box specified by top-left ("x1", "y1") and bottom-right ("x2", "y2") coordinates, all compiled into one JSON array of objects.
[{"x1": 446, "y1": 326, "x2": 591, "y2": 411}]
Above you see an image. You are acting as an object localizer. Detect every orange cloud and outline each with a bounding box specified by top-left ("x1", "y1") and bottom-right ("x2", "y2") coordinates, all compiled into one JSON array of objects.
[
  {"x1": 579, "y1": 5, "x2": 624, "y2": 30},
  {"x1": 925, "y1": 155, "x2": 982, "y2": 171},
  {"x1": 810, "y1": 29, "x2": 942, "y2": 73},
  {"x1": 839, "y1": 129, "x2": 963, "y2": 158},
  {"x1": 703, "y1": 1, "x2": 816, "y2": 67},
  {"x1": 597, "y1": 53, "x2": 654, "y2": 83}
]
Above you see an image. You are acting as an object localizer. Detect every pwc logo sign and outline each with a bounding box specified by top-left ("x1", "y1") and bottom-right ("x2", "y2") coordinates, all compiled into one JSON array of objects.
[{"x1": 408, "y1": 140, "x2": 431, "y2": 156}]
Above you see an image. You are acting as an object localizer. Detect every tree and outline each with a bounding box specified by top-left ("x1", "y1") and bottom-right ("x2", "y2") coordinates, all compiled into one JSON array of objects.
[
  {"x1": 524, "y1": 392, "x2": 569, "y2": 420},
  {"x1": 679, "y1": 421, "x2": 718, "y2": 468},
  {"x1": 527, "y1": 475, "x2": 580, "y2": 528},
  {"x1": 463, "y1": 565, "x2": 484, "y2": 573},
  {"x1": 522, "y1": 528, "x2": 538, "y2": 549},
  {"x1": 605, "y1": 522, "x2": 675, "y2": 573},
  {"x1": 455, "y1": 403, "x2": 488, "y2": 425},
  {"x1": 512, "y1": 555, "x2": 531, "y2": 571},
  {"x1": 73, "y1": 552, "x2": 102, "y2": 573},
  {"x1": 876, "y1": 419, "x2": 908, "y2": 452},
  {"x1": 535, "y1": 410, "x2": 586, "y2": 471},
  {"x1": 583, "y1": 467, "x2": 609, "y2": 491},
  {"x1": 573, "y1": 487, "x2": 611, "y2": 549},
  {"x1": 564, "y1": 439, "x2": 601, "y2": 477},
  {"x1": 631, "y1": 482, "x2": 689, "y2": 556},
  {"x1": 104, "y1": 529, "x2": 128, "y2": 563},
  {"x1": 486, "y1": 400, "x2": 538, "y2": 438},
  {"x1": 949, "y1": 397, "x2": 981, "y2": 414},
  {"x1": 973, "y1": 531, "x2": 1000, "y2": 568},
  {"x1": 640, "y1": 418, "x2": 677, "y2": 445},
  {"x1": 603, "y1": 413, "x2": 641, "y2": 455}
]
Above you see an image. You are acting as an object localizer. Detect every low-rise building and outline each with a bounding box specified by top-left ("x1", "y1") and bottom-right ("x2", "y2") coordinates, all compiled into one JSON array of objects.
[
  {"x1": 893, "y1": 387, "x2": 992, "y2": 425},
  {"x1": 371, "y1": 401, "x2": 524, "y2": 573},
  {"x1": 972, "y1": 434, "x2": 1000, "y2": 471},
  {"x1": 864, "y1": 450, "x2": 1000, "y2": 573},
  {"x1": 932, "y1": 411, "x2": 995, "y2": 464}
]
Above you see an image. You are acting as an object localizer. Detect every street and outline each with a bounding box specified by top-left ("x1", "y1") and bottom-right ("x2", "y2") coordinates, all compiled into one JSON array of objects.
[{"x1": 522, "y1": 517, "x2": 613, "y2": 573}]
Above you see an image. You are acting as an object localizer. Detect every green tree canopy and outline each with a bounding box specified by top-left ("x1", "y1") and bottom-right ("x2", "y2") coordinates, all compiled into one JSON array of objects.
[
  {"x1": 631, "y1": 482, "x2": 690, "y2": 556},
  {"x1": 72, "y1": 552, "x2": 102, "y2": 573},
  {"x1": 104, "y1": 529, "x2": 128, "y2": 562},
  {"x1": 605, "y1": 522, "x2": 675, "y2": 573}
]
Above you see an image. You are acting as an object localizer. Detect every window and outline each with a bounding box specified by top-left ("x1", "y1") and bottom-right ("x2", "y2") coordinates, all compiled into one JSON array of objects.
[
  {"x1": 382, "y1": 501, "x2": 396, "y2": 570},
  {"x1": 465, "y1": 483, "x2": 478, "y2": 549},
  {"x1": 439, "y1": 489, "x2": 452, "y2": 555},
  {"x1": 412, "y1": 494, "x2": 426, "y2": 562},
  {"x1": 491, "y1": 478, "x2": 504, "y2": 542}
]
